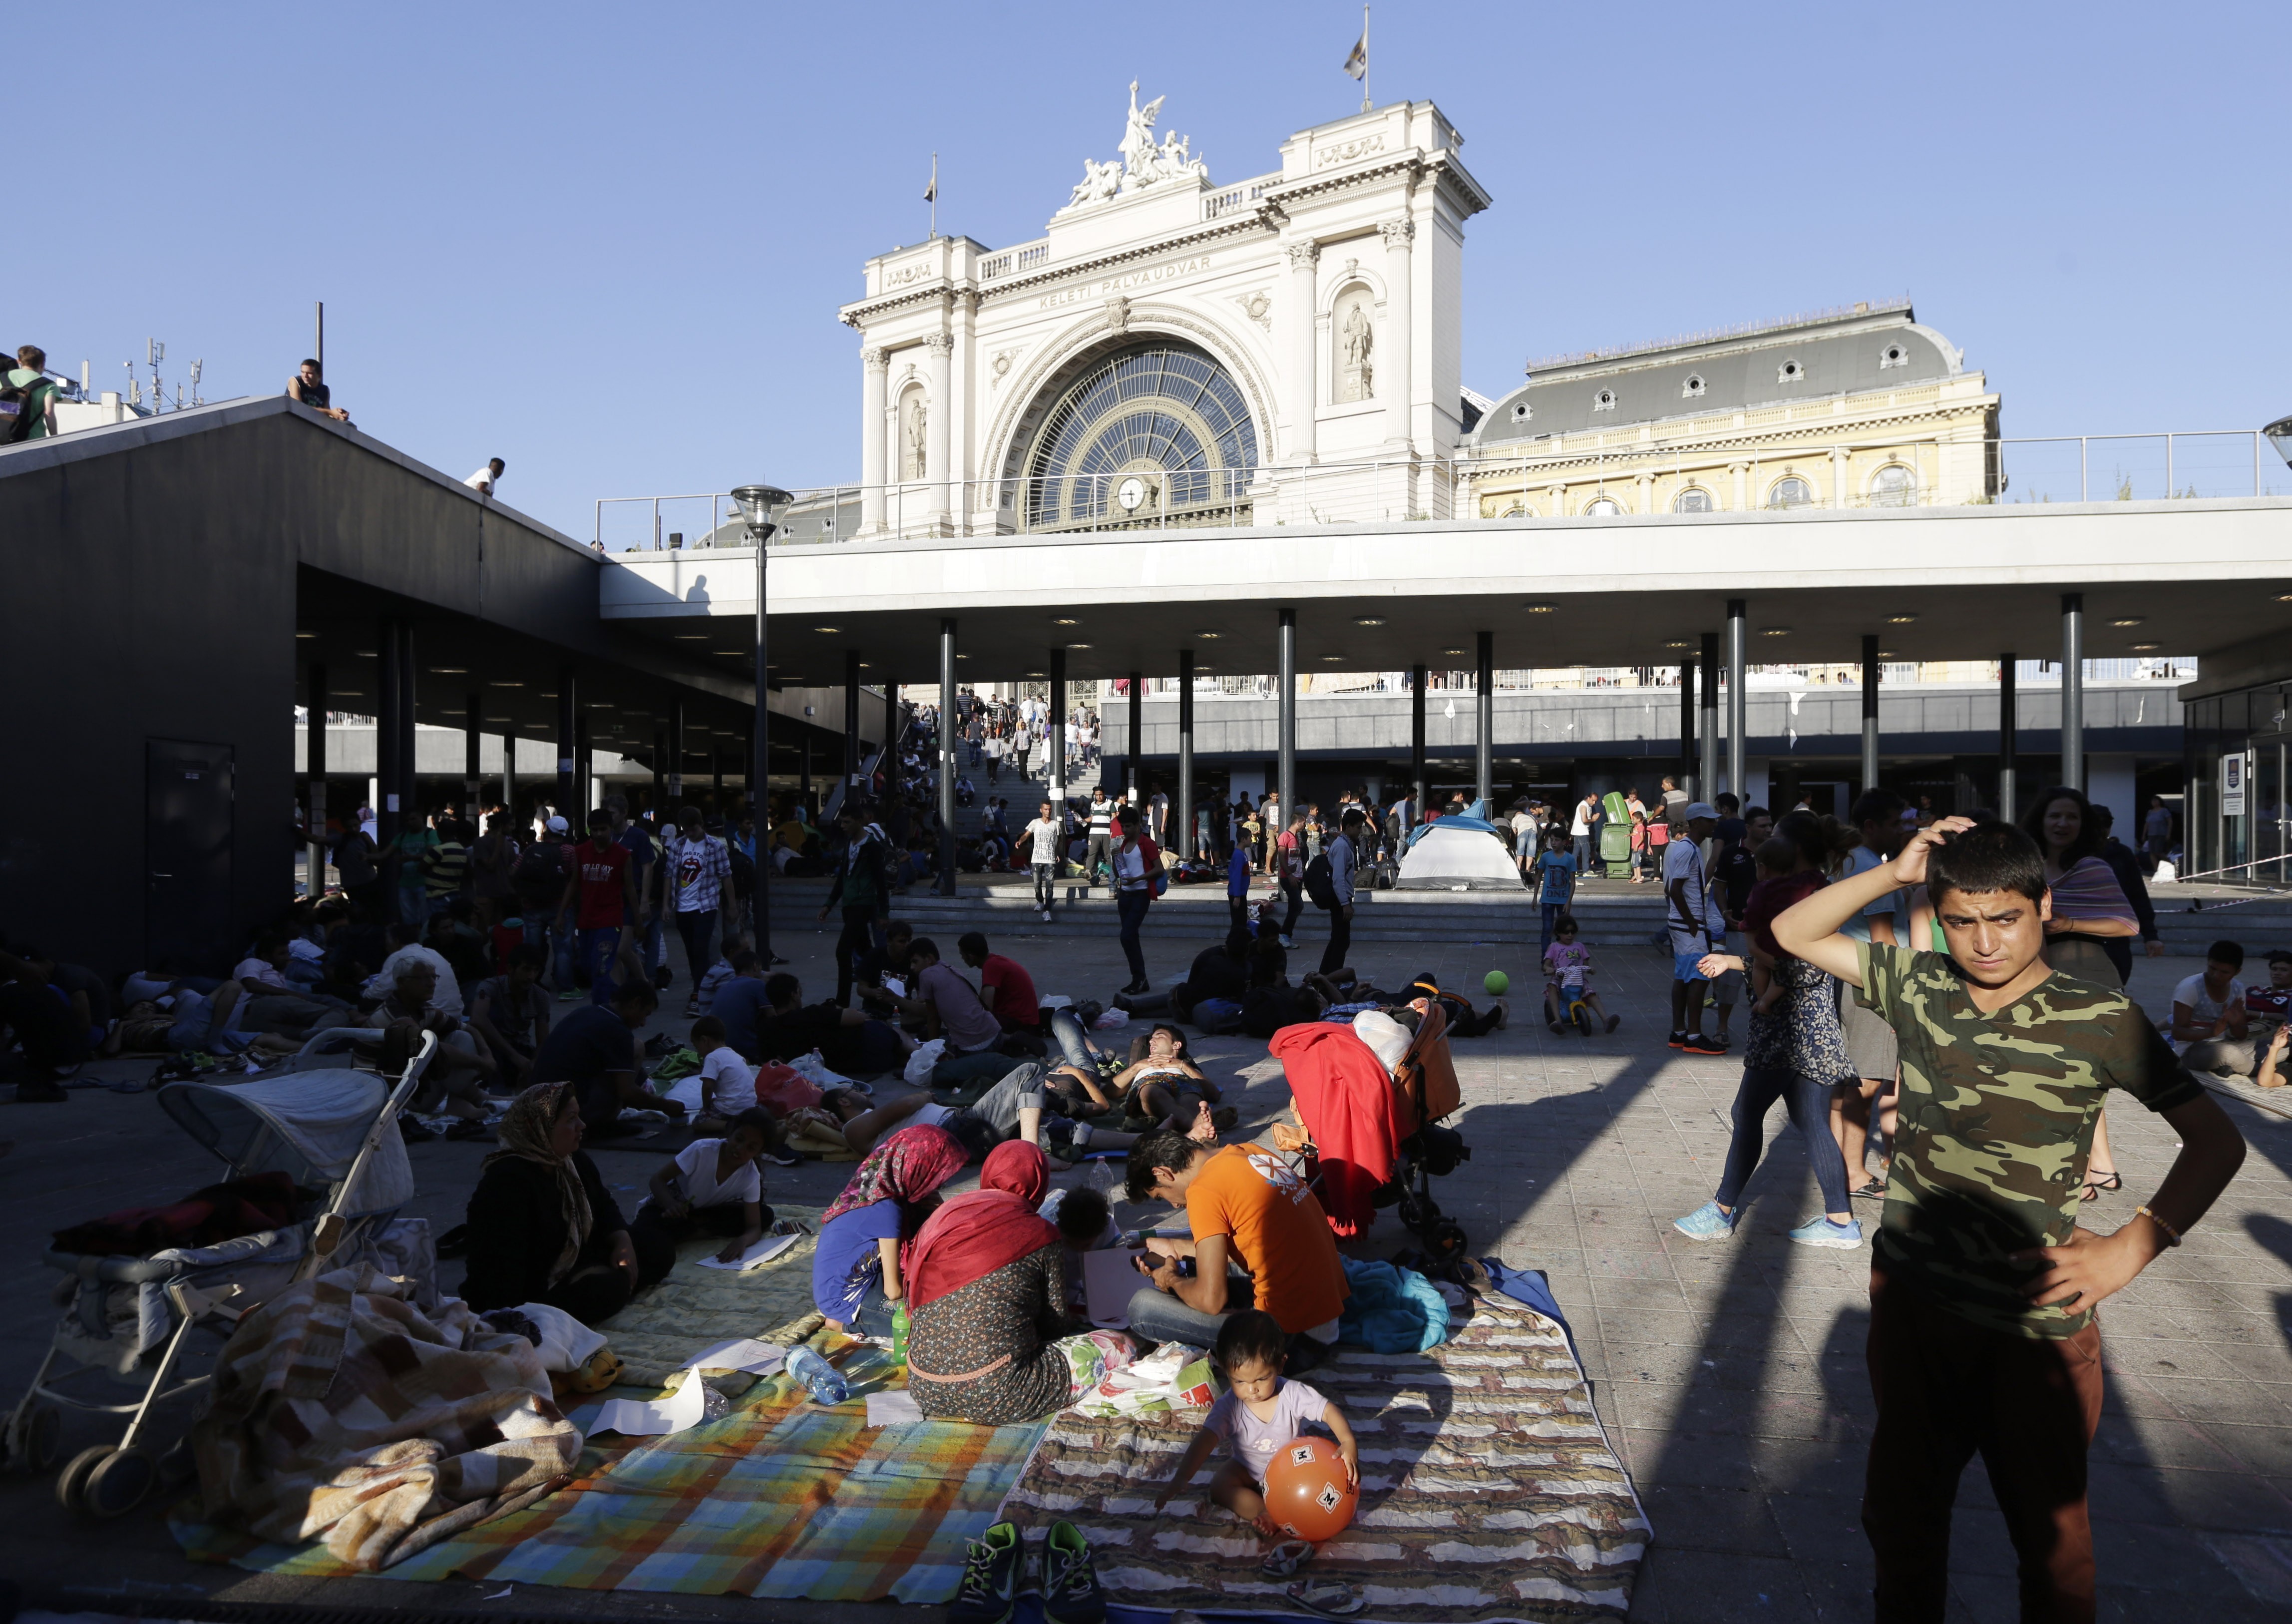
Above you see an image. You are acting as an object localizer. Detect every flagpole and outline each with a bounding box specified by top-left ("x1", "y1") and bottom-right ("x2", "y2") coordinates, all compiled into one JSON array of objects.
[
  {"x1": 1362, "y1": 5, "x2": 1371, "y2": 113},
  {"x1": 930, "y1": 152, "x2": 938, "y2": 239}
]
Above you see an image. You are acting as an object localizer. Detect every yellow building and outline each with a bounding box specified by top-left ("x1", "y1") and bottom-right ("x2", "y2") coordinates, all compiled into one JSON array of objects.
[{"x1": 1462, "y1": 299, "x2": 1999, "y2": 517}]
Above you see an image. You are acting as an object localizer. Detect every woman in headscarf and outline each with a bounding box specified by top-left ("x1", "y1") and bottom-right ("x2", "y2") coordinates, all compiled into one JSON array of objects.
[
  {"x1": 810, "y1": 1124, "x2": 969, "y2": 1336},
  {"x1": 905, "y1": 1142, "x2": 1134, "y2": 1424},
  {"x1": 459, "y1": 1082, "x2": 670, "y2": 1324}
]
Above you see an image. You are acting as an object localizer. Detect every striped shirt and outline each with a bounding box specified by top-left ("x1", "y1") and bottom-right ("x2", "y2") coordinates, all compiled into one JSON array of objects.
[{"x1": 1089, "y1": 801, "x2": 1112, "y2": 835}]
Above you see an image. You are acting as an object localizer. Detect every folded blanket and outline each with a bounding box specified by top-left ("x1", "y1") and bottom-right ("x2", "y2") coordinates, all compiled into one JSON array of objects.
[
  {"x1": 191, "y1": 1265, "x2": 581, "y2": 1571},
  {"x1": 1336, "y1": 1255, "x2": 1451, "y2": 1353}
]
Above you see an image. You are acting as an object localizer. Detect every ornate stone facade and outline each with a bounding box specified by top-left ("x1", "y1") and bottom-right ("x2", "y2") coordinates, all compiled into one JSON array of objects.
[{"x1": 839, "y1": 94, "x2": 1491, "y2": 535}]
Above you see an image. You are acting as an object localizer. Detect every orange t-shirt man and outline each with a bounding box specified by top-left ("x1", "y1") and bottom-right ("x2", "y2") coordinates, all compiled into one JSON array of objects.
[{"x1": 1183, "y1": 1144, "x2": 1348, "y2": 1334}]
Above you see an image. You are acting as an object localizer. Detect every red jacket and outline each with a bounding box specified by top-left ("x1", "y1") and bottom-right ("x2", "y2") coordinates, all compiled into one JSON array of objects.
[{"x1": 1269, "y1": 1022, "x2": 1399, "y2": 1237}]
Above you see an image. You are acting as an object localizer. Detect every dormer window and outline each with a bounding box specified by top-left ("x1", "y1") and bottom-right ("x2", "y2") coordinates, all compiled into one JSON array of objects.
[
  {"x1": 1592, "y1": 388, "x2": 1617, "y2": 413},
  {"x1": 1682, "y1": 374, "x2": 1706, "y2": 399},
  {"x1": 1511, "y1": 401, "x2": 1533, "y2": 423},
  {"x1": 1777, "y1": 358, "x2": 1805, "y2": 385},
  {"x1": 1879, "y1": 342, "x2": 1908, "y2": 371}
]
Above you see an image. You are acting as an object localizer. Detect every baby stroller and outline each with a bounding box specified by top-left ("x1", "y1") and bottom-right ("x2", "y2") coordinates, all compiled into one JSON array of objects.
[
  {"x1": 2, "y1": 1033, "x2": 433, "y2": 1518},
  {"x1": 1278, "y1": 1001, "x2": 1472, "y2": 1262}
]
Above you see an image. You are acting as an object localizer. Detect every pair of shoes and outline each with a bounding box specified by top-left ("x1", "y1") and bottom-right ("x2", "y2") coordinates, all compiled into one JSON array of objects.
[
  {"x1": 1681, "y1": 1032, "x2": 1728, "y2": 1055},
  {"x1": 1789, "y1": 1215, "x2": 1865, "y2": 1249},
  {"x1": 2080, "y1": 1169, "x2": 2123, "y2": 1202},
  {"x1": 1673, "y1": 1200, "x2": 1736, "y2": 1240},
  {"x1": 1261, "y1": 1538, "x2": 1314, "y2": 1577},
  {"x1": 953, "y1": 1519, "x2": 1104, "y2": 1624},
  {"x1": 1667, "y1": 1030, "x2": 1688, "y2": 1048}
]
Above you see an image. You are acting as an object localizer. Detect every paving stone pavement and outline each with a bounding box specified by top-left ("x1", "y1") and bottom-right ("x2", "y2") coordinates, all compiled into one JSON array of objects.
[{"x1": 1, "y1": 906, "x2": 2289, "y2": 1621}]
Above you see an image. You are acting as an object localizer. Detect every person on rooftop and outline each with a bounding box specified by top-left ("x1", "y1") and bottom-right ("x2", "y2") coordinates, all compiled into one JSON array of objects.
[
  {"x1": 287, "y1": 359, "x2": 351, "y2": 424},
  {"x1": 464, "y1": 458, "x2": 506, "y2": 495}
]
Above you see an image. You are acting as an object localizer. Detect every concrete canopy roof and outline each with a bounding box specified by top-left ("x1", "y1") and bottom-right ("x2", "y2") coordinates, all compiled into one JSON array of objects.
[{"x1": 600, "y1": 495, "x2": 2292, "y2": 689}]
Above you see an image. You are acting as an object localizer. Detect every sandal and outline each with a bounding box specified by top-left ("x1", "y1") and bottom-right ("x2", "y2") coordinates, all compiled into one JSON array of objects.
[
  {"x1": 1261, "y1": 1539, "x2": 1314, "y2": 1577},
  {"x1": 1849, "y1": 1178, "x2": 1887, "y2": 1201},
  {"x1": 2081, "y1": 1169, "x2": 2123, "y2": 1202},
  {"x1": 1285, "y1": 1579, "x2": 1365, "y2": 1617}
]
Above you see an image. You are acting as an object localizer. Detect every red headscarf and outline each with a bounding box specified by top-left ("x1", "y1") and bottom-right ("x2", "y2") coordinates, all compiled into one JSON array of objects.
[
  {"x1": 903, "y1": 1141, "x2": 1061, "y2": 1310},
  {"x1": 819, "y1": 1125, "x2": 967, "y2": 1228}
]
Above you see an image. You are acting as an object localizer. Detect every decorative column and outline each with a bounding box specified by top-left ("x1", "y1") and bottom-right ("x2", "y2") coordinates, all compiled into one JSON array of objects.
[
  {"x1": 1730, "y1": 461, "x2": 1750, "y2": 511},
  {"x1": 1633, "y1": 473, "x2": 1653, "y2": 515},
  {"x1": 1378, "y1": 216, "x2": 1415, "y2": 451},
  {"x1": 1284, "y1": 241, "x2": 1320, "y2": 462},
  {"x1": 925, "y1": 331, "x2": 954, "y2": 528},
  {"x1": 1832, "y1": 446, "x2": 1852, "y2": 510},
  {"x1": 859, "y1": 347, "x2": 889, "y2": 535}
]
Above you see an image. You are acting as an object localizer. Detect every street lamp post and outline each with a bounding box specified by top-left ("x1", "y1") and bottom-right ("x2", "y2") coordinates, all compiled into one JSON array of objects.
[
  {"x1": 2267, "y1": 415, "x2": 2292, "y2": 477},
  {"x1": 732, "y1": 484, "x2": 792, "y2": 967}
]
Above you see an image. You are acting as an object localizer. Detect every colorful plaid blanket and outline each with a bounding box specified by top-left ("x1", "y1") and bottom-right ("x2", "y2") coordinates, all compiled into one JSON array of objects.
[
  {"x1": 178, "y1": 1339, "x2": 1048, "y2": 1600},
  {"x1": 1004, "y1": 1296, "x2": 1649, "y2": 1622}
]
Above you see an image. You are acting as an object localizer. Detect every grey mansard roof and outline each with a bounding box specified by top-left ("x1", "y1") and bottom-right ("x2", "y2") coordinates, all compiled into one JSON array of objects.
[{"x1": 1469, "y1": 300, "x2": 1968, "y2": 447}]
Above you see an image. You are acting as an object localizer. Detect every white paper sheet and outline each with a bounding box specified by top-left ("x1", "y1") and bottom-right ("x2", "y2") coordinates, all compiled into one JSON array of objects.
[
  {"x1": 695, "y1": 1230, "x2": 804, "y2": 1271},
  {"x1": 686, "y1": 1337, "x2": 787, "y2": 1376},
  {"x1": 1083, "y1": 1247, "x2": 1148, "y2": 1328},
  {"x1": 591, "y1": 1370, "x2": 708, "y2": 1437},
  {"x1": 865, "y1": 1388, "x2": 924, "y2": 1428}
]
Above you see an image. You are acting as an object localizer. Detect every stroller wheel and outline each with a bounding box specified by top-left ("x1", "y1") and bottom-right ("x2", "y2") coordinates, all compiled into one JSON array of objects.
[
  {"x1": 15, "y1": 1401, "x2": 62, "y2": 1473},
  {"x1": 81, "y1": 1446, "x2": 156, "y2": 1519},
  {"x1": 56, "y1": 1445, "x2": 108, "y2": 1512},
  {"x1": 1419, "y1": 1218, "x2": 1471, "y2": 1266}
]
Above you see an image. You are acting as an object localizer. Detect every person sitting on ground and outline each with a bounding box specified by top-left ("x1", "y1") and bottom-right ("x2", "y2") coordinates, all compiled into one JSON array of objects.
[
  {"x1": 853, "y1": 921, "x2": 925, "y2": 1026},
  {"x1": 1040, "y1": 1186, "x2": 1119, "y2": 1312},
  {"x1": 957, "y1": 930, "x2": 1042, "y2": 1036},
  {"x1": 1121, "y1": 1131, "x2": 1349, "y2": 1367},
  {"x1": 754, "y1": 971, "x2": 913, "y2": 1076},
  {"x1": 905, "y1": 1141, "x2": 1138, "y2": 1424},
  {"x1": 629, "y1": 1109, "x2": 777, "y2": 1267},
  {"x1": 459, "y1": 1081, "x2": 666, "y2": 1325},
  {"x1": 526, "y1": 978, "x2": 682, "y2": 1138},
  {"x1": 1406, "y1": 971, "x2": 1508, "y2": 1036},
  {"x1": 1153, "y1": 1308, "x2": 1358, "y2": 1545},
  {"x1": 1239, "y1": 936, "x2": 1328, "y2": 1038},
  {"x1": 379, "y1": 960, "x2": 496, "y2": 1133},
  {"x1": 2172, "y1": 940, "x2": 2253, "y2": 1078},
  {"x1": 810, "y1": 1124, "x2": 972, "y2": 1336},
  {"x1": 910, "y1": 936, "x2": 1006, "y2": 1063},
  {"x1": 360, "y1": 921, "x2": 464, "y2": 1017},
  {"x1": 686, "y1": 1014, "x2": 762, "y2": 1136},
  {"x1": 466, "y1": 943, "x2": 551, "y2": 1087},
  {"x1": 1541, "y1": 916, "x2": 1617, "y2": 1033}
]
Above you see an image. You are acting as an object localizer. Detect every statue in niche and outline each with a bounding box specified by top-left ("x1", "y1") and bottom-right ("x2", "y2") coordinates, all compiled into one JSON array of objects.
[
  {"x1": 1337, "y1": 291, "x2": 1375, "y2": 402},
  {"x1": 902, "y1": 395, "x2": 928, "y2": 481}
]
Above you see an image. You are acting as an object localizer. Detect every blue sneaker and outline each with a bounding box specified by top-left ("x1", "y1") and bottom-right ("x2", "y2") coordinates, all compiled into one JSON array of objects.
[
  {"x1": 1673, "y1": 1201, "x2": 1736, "y2": 1240},
  {"x1": 1789, "y1": 1215, "x2": 1864, "y2": 1249}
]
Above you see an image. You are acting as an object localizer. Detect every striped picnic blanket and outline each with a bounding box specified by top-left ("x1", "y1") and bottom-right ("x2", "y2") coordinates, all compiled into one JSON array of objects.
[
  {"x1": 1004, "y1": 1298, "x2": 1648, "y2": 1623},
  {"x1": 176, "y1": 1339, "x2": 1049, "y2": 1602}
]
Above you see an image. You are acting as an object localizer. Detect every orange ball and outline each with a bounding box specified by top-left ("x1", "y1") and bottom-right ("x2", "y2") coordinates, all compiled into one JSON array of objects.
[{"x1": 1261, "y1": 1434, "x2": 1357, "y2": 1542}]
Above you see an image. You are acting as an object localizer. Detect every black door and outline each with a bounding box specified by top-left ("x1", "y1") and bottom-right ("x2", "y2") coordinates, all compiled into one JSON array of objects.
[{"x1": 147, "y1": 740, "x2": 235, "y2": 972}]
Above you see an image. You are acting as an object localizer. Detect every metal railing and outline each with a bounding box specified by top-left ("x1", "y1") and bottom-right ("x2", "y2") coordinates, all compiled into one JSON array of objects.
[{"x1": 593, "y1": 429, "x2": 2289, "y2": 548}]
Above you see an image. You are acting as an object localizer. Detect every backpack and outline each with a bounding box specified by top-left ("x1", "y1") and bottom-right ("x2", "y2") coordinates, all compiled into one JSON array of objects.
[
  {"x1": 0, "y1": 372, "x2": 46, "y2": 445},
  {"x1": 1303, "y1": 850, "x2": 1337, "y2": 909},
  {"x1": 510, "y1": 840, "x2": 566, "y2": 905}
]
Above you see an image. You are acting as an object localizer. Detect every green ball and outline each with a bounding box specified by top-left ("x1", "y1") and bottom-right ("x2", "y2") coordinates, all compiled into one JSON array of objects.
[{"x1": 1483, "y1": 970, "x2": 1510, "y2": 996}]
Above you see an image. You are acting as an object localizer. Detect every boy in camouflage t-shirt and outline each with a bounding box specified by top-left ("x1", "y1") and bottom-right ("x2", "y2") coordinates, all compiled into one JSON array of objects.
[{"x1": 1774, "y1": 817, "x2": 2245, "y2": 1621}]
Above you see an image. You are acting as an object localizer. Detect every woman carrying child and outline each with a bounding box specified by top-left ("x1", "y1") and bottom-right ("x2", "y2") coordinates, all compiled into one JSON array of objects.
[
  {"x1": 1672, "y1": 812, "x2": 1861, "y2": 1249},
  {"x1": 628, "y1": 1108, "x2": 777, "y2": 1269},
  {"x1": 903, "y1": 1142, "x2": 1135, "y2": 1423},
  {"x1": 1154, "y1": 1309, "x2": 1359, "y2": 1572}
]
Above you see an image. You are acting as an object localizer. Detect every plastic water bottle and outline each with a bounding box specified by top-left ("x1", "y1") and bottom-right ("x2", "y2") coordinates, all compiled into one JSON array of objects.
[
  {"x1": 891, "y1": 1303, "x2": 909, "y2": 1367},
  {"x1": 785, "y1": 1345, "x2": 849, "y2": 1406}
]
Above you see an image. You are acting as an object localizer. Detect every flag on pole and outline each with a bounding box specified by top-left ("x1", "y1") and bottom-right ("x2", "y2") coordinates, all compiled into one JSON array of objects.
[
  {"x1": 923, "y1": 154, "x2": 937, "y2": 203},
  {"x1": 1342, "y1": 19, "x2": 1368, "y2": 80}
]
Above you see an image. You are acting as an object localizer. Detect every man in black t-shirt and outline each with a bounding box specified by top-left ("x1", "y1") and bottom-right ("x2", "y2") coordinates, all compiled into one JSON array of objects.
[
  {"x1": 528, "y1": 980, "x2": 677, "y2": 1136},
  {"x1": 753, "y1": 972, "x2": 909, "y2": 1077}
]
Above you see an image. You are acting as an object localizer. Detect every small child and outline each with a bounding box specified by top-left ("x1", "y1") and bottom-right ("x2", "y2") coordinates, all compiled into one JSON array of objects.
[
  {"x1": 691, "y1": 1016, "x2": 758, "y2": 1134},
  {"x1": 1155, "y1": 1310, "x2": 1358, "y2": 1555},
  {"x1": 633, "y1": 1108, "x2": 776, "y2": 1264},
  {"x1": 1040, "y1": 1186, "x2": 1119, "y2": 1312},
  {"x1": 1541, "y1": 916, "x2": 1617, "y2": 1034}
]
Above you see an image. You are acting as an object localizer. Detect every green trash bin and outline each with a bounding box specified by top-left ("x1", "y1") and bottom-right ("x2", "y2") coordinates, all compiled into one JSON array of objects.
[{"x1": 1597, "y1": 791, "x2": 1633, "y2": 877}]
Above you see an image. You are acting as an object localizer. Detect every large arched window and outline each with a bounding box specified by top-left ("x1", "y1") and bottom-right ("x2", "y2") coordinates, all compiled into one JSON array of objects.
[
  {"x1": 1871, "y1": 464, "x2": 1916, "y2": 507},
  {"x1": 1673, "y1": 487, "x2": 1714, "y2": 513},
  {"x1": 1767, "y1": 475, "x2": 1815, "y2": 509},
  {"x1": 1019, "y1": 342, "x2": 1259, "y2": 530}
]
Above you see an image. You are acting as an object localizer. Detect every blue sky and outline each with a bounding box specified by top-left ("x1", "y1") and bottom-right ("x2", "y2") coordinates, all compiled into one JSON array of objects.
[{"x1": 17, "y1": 2, "x2": 2286, "y2": 538}]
